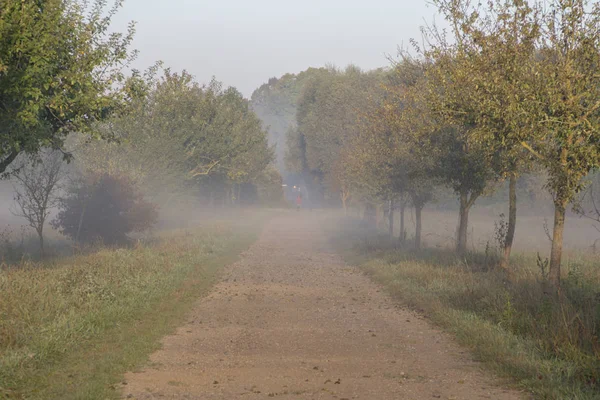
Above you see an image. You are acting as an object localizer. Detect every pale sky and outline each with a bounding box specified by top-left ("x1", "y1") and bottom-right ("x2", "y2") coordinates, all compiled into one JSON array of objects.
[{"x1": 112, "y1": 1, "x2": 441, "y2": 97}]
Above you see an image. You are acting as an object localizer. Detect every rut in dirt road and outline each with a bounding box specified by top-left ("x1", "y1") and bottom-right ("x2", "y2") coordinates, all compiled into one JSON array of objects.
[{"x1": 122, "y1": 214, "x2": 525, "y2": 400}]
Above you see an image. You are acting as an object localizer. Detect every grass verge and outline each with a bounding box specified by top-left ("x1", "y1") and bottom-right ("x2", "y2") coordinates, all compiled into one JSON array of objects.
[
  {"x1": 328, "y1": 218, "x2": 600, "y2": 400},
  {"x1": 0, "y1": 217, "x2": 265, "y2": 399}
]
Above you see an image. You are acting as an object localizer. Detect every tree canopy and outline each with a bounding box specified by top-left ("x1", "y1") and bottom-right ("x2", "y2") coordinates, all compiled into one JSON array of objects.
[
  {"x1": 72, "y1": 69, "x2": 276, "y2": 206},
  {"x1": 0, "y1": 0, "x2": 137, "y2": 173}
]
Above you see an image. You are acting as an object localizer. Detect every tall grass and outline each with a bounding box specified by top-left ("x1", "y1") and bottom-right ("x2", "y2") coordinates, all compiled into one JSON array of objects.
[
  {"x1": 0, "y1": 221, "x2": 262, "y2": 399},
  {"x1": 329, "y1": 218, "x2": 600, "y2": 400}
]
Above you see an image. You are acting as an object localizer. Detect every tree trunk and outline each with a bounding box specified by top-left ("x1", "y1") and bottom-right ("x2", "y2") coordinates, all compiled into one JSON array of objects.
[
  {"x1": 388, "y1": 198, "x2": 394, "y2": 238},
  {"x1": 399, "y1": 199, "x2": 406, "y2": 245},
  {"x1": 37, "y1": 227, "x2": 44, "y2": 257},
  {"x1": 415, "y1": 203, "x2": 423, "y2": 250},
  {"x1": 0, "y1": 150, "x2": 19, "y2": 175},
  {"x1": 363, "y1": 203, "x2": 375, "y2": 228},
  {"x1": 501, "y1": 175, "x2": 517, "y2": 270},
  {"x1": 376, "y1": 204, "x2": 383, "y2": 229},
  {"x1": 76, "y1": 200, "x2": 87, "y2": 244},
  {"x1": 457, "y1": 190, "x2": 470, "y2": 254},
  {"x1": 549, "y1": 199, "x2": 566, "y2": 288}
]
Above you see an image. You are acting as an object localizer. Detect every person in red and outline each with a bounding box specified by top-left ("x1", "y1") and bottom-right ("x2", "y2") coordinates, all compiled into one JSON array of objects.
[{"x1": 296, "y1": 193, "x2": 302, "y2": 211}]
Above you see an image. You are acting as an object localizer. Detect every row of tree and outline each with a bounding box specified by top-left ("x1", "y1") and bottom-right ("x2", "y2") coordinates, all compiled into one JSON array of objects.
[
  {"x1": 286, "y1": 0, "x2": 600, "y2": 288},
  {"x1": 73, "y1": 68, "x2": 277, "y2": 206}
]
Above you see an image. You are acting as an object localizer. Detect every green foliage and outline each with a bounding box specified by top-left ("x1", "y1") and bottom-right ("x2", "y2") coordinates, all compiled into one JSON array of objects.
[
  {"x1": 251, "y1": 68, "x2": 326, "y2": 174},
  {"x1": 255, "y1": 165, "x2": 285, "y2": 206},
  {"x1": 0, "y1": 0, "x2": 137, "y2": 173},
  {"x1": 288, "y1": 66, "x2": 386, "y2": 205},
  {"x1": 391, "y1": 57, "x2": 494, "y2": 204},
  {"x1": 526, "y1": 1, "x2": 600, "y2": 207},
  {"x1": 382, "y1": 58, "x2": 495, "y2": 251},
  {"x1": 72, "y1": 69, "x2": 275, "y2": 204},
  {"x1": 422, "y1": 0, "x2": 600, "y2": 283}
]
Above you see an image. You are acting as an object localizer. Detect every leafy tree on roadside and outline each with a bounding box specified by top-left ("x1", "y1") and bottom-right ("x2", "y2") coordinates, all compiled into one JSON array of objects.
[
  {"x1": 426, "y1": 0, "x2": 541, "y2": 270},
  {"x1": 426, "y1": 0, "x2": 600, "y2": 287},
  {"x1": 289, "y1": 66, "x2": 384, "y2": 206},
  {"x1": 0, "y1": 0, "x2": 137, "y2": 174},
  {"x1": 255, "y1": 165, "x2": 285, "y2": 206},
  {"x1": 522, "y1": 0, "x2": 600, "y2": 287},
  {"x1": 343, "y1": 93, "x2": 415, "y2": 242},
  {"x1": 251, "y1": 68, "x2": 326, "y2": 174},
  {"x1": 388, "y1": 58, "x2": 494, "y2": 254}
]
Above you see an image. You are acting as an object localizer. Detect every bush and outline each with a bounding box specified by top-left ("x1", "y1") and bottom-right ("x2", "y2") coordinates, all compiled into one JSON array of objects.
[{"x1": 52, "y1": 173, "x2": 158, "y2": 245}]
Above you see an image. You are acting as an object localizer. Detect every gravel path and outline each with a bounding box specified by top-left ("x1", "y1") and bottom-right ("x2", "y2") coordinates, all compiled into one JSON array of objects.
[{"x1": 122, "y1": 213, "x2": 525, "y2": 400}]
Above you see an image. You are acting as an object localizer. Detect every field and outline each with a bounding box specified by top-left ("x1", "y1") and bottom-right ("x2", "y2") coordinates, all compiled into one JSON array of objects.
[
  {"x1": 0, "y1": 211, "x2": 267, "y2": 400},
  {"x1": 392, "y1": 205, "x2": 600, "y2": 254},
  {"x1": 328, "y1": 207, "x2": 600, "y2": 399}
]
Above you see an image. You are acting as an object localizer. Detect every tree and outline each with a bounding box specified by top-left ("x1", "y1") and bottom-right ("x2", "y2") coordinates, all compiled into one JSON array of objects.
[
  {"x1": 343, "y1": 92, "x2": 420, "y2": 243},
  {"x1": 217, "y1": 86, "x2": 275, "y2": 199},
  {"x1": 289, "y1": 66, "x2": 385, "y2": 207},
  {"x1": 523, "y1": 0, "x2": 600, "y2": 287},
  {"x1": 73, "y1": 70, "x2": 274, "y2": 206},
  {"x1": 11, "y1": 151, "x2": 64, "y2": 255},
  {"x1": 0, "y1": 0, "x2": 137, "y2": 174},
  {"x1": 251, "y1": 68, "x2": 327, "y2": 175},
  {"x1": 427, "y1": 0, "x2": 541, "y2": 269},
  {"x1": 387, "y1": 58, "x2": 494, "y2": 253},
  {"x1": 53, "y1": 173, "x2": 157, "y2": 245},
  {"x1": 379, "y1": 68, "x2": 438, "y2": 248},
  {"x1": 255, "y1": 166, "x2": 285, "y2": 206},
  {"x1": 424, "y1": 0, "x2": 600, "y2": 286}
]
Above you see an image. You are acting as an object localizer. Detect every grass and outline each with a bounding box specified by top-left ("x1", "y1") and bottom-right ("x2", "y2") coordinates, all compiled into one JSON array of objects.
[
  {"x1": 0, "y1": 216, "x2": 266, "y2": 399},
  {"x1": 328, "y1": 217, "x2": 600, "y2": 400}
]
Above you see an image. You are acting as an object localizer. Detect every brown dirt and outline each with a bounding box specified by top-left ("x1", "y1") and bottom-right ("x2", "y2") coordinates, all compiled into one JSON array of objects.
[{"x1": 122, "y1": 213, "x2": 526, "y2": 400}]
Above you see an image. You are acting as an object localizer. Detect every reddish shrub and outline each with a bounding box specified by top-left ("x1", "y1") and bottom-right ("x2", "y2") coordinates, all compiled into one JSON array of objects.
[{"x1": 52, "y1": 173, "x2": 158, "y2": 245}]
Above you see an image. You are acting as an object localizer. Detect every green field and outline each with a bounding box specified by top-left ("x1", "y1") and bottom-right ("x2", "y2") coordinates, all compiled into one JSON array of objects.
[{"x1": 0, "y1": 216, "x2": 266, "y2": 400}]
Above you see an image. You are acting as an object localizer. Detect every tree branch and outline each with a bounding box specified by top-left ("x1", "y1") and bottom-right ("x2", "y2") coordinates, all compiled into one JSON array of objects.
[
  {"x1": 520, "y1": 141, "x2": 545, "y2": 160},
  {"x1": 0, "y1": 150, "x2": 19, "y2": 174}
]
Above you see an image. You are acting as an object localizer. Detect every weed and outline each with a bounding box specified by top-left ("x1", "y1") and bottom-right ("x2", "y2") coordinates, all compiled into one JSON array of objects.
[
  {"x1": 494, "y1": 213, "x2": 508, "y2": 250},
  {"x1": 328, "y1": 216, "x2": 600, "y2": 399},
  {"x1": 537, "y1": 253, "x2": 549, "y2": 281}
]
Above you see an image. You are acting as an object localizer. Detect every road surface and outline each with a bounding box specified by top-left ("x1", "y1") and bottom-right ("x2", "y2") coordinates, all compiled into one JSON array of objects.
[{"x1": 123, "y1": 214, "x2": 524, "y2": 400}]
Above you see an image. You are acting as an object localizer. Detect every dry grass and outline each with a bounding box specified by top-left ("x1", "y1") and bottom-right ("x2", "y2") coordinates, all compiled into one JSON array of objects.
[
  {"x1": 329, "y1": 216, "x2": 600, "y2": 400},
  {"x1": 0, "y1": 214, "x2": 266, "y2": 399}
]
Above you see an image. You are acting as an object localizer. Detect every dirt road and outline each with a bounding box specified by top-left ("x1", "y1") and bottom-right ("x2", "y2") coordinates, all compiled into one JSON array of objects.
[{"x1": 123, "y1": 214, "x2": 525, "y2": 400}]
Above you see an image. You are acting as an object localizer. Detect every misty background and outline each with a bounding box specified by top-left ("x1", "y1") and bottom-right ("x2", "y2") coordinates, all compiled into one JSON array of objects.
[{"x1": 111, "y1": 0, "x2": 440, "y2": 97}]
